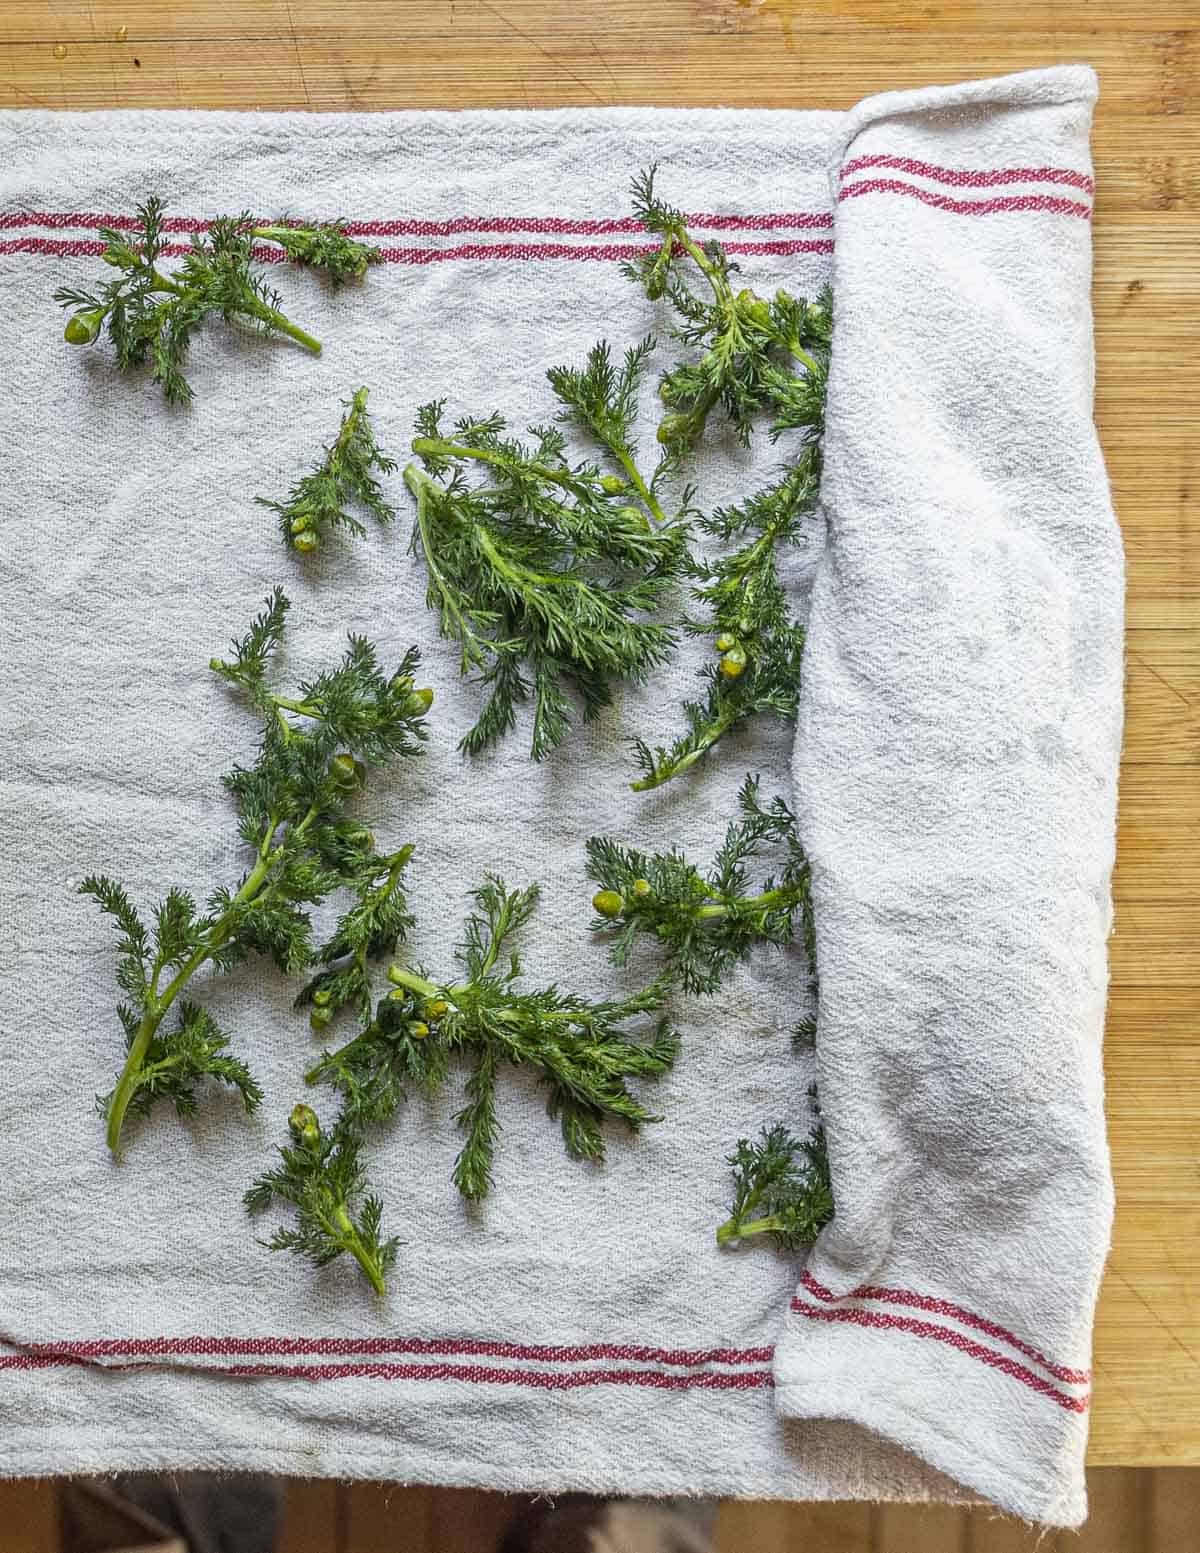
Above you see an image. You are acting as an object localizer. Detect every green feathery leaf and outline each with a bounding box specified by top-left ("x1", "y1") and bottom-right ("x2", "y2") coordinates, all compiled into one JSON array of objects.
[
  {"x1": 624, "y1": 166, "x2": 831, "y2": 457},
  {"x1": 246, "y1": 1104, "x2": 399, "y2": 1296},
  {"x1": 715, "y1": 1121, "x2": 832, "y2": 1250},
  {"x1": 257, "y1": 387, "x2": 397, "y2": 555},
  {"x1": 404, "y1": 383, "x2": 688, "y2": 759},
  {"x1": 249, "y1": 219, "x2": 381, "y2": 285},
  {"x1": 588, "y1": 774, "x2": 812, "y2": 996}
]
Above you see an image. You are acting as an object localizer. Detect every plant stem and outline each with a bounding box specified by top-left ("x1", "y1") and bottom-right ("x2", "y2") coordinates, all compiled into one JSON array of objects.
[
  {"x1": 386, "y1": 966, "x2": 441, "y2": 1002},
  {"x1": 783, "y1": 340, "x2": 820, "y2": 376},
  {"x1": 694, "y1": 885, "x2": 798, "y2": 922},
  {"x1": 411, "y1": 437, "x2": 581, "y2": 494},
  {"x1": 629, "y1": 704, "x2": 740, "y2": 792},
  {"x1": 324, "y1": 1206, "x2": 387, "y2": 1297},
  {"x1": 612, "y1": 447, "x2": 669, "y2": 527},
  {"x1": 149, "y1": 269, "x2": 322, "y2": 355},
  {"x1": 403, "y1": 464, "x2": 489, "y2": 674},
  {"x1": 715, "y1": 1213, "x2": 783, "y2": 1246}
]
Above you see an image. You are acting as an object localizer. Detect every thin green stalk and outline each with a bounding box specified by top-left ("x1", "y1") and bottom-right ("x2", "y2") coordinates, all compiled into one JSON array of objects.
[
  {"x1": 629, "y1": 704, "x2": 739, "y2": 791},
  {"x1": 410, "y1": 437, "x2": 580, "y2": 493},
  {"x1": 694, "y1": 885, "x2": 798, "y2": 922},
  {"x1": 386, "y1": 966, "x2": 443, "y2": 1002},
  {"x1": 403, "y1": 465, "x2": 488, "y2": 672},
  {"x1": 715, "y1": 1213, "x2": 784, "y2": 1246},
  {"x1": 327, "y1": 1205, "x2": 387, "y2": 1297},
  {"x1": 612, "y1": 447, "x2": 669, "y2": 527},
  {"x1": 150, "y1": 270, "x2": 321, "y2": 355}
]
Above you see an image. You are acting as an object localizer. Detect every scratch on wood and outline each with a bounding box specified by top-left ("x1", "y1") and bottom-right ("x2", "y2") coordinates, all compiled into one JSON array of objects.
[{"x1": 476, "y1": 0, "x2": 605, "y2": 104}]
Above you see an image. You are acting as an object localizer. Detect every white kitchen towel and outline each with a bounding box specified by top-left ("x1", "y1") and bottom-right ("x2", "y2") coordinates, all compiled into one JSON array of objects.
[
  {"x1": 776, "y1": 68, "x2": 1123, "y2": 1529},
  {"x1": 0, "y1": 65, "x2": 1118, "y2": 1529}
]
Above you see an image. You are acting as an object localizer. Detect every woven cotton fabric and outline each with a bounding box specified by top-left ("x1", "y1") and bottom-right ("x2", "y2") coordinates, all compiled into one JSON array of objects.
[{"x1": 0, "y1": 65, "x2": 1119, "y2": 1529}]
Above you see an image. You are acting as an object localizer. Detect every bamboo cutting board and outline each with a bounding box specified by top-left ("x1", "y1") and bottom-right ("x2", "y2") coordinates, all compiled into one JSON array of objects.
[{"x1": 1, "y1": 0, "x2": 1196, "y2": 1470}]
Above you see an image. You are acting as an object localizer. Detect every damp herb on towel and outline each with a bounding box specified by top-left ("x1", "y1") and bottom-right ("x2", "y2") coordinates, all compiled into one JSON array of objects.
[
  {"x1": 618, "y1": 169, "x2": 829, "y2": 787},
  {"x1": 82, "y1": 589, "x2": 432, "y2": 1156},
  {"x1": 587, "y1": 774, "x2": 813, "y2": 998},
  {"x1": 247, "y1": 219, "x2": 381, "y2": 283},
  {"x1": 404, "y1": 370, "x2": 688, "y2": 759},
  {"x1": 259, "y1": 387, "x2": 397, "y2": 555},
  {"x1": 246, "y1": 1103, "x2": 399, "y2": 1297},
  {"x1": 306, "y1": 875, "x2": 679, "y2": 1202},
  {"x1": 624, "y1": 166, "x2": 831, "y2": 458},
  {"x1": 716, "y1": 1120, "x2": 832, "y2": 1249},
  {"x1": 629, "y1": 456, "x2": 819, "y2": 790},
  {"x1": 56, "y1": 198, "x2": 380, "y2": 405}
]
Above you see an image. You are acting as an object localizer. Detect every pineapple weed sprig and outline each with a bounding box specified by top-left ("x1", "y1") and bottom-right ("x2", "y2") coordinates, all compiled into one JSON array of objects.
[
  {"x1": 404, "y1": 340, "x2": 689, "y2": 759},
  {"x1": 246, "y1": 1102, "x2": 398, "y2": 1298},
  {"x1": 56, "y1": 197, "x2": 380, "y2": 405},
  {"x1": 587, "y1": 774, "x2": 814, "y2": 1000},
  {"x1": 306, "y1": 875, "x2": 679, "y2": 1202},
  {"x1": 82, "y1": 589, "x2": 432, "y2": 1157},
  {"x1": 716, "y1": 1119, "x2": 832, "y2": 1249},
  {"x1": 623, "y1": 167, "x2": 831, "y2": 790},
  {"x1": 259, "y1": 387, "x2": 396, "y2": 555}
]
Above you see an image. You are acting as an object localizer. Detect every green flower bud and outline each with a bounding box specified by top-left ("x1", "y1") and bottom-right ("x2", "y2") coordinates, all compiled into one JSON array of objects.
[
  {"x1": 617, "y1": 505, "x2": 650, "y2": 532},
  {"x1": 599, "y1": 474, "x2": 626, "y2": 495},
  {"x1": 312, "y1": 987, "x2": 333, "y2": 1007},
  {"x1": 736, "y1": 615, "x2": 755, "y2": 638},
  {"x1": 408, "y1": 1020, "x2": 430, "y2": 1040},
  {"x1": 387, "y1": 986, "x2": 408, "y2": 1002},
  {"x1": 404, "y1": 687, "x2": 434, "y2": 716},
  {"x1": 390, "y1": 672, "x2": 413, "y2": 695},
  {"x1": 102, "y1": 249, "x2": 137, "y2": 270},
  {"x1": 424, "y1": 998, "x2": 450, "y2": 1020},
  {"x1": 293, "y1": 530, "x2": 319, "y2": 555},
  {"x1": 592, "y1": 890, "x2": 625, "y2": 919},
  {"x1": 719, "y1": 646, "x2": 748, "y2": 679},
  {"x1": 289, "y1": 513, "x2": 313, "y2": 534},
  {"x1": 208, "y1": 657, "x2": 225, "y2": 673},
  {"x1": 309, "y1": 1006, "x2": 332, "y2": 1032},
  {"x1": 714, "y1": 633, "x2": 736, "y2": 654},
  {"x1": 330, "y1": 752, "x2": 358, "y2": 786},
  {"x1": 632, "y1": 878, "x2": 652, "y2": 898},
  {"x1": 288, "y1": 1103, "x2": 320, "y2": 1146},
  {"x1": 657, "y1": 413, "x2": 693, "y2": 447},
  {"x1": 737, "y1": 289, "x2": 771, "y2": 329},
  {"x1": 64, "y1": 309, "x2": 104, "y2": 345}
]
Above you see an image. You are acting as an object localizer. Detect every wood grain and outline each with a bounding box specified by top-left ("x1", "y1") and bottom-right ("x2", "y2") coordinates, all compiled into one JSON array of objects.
[{"x1": 0, "y1": 0, "x2": 1194, "y2": 1477}]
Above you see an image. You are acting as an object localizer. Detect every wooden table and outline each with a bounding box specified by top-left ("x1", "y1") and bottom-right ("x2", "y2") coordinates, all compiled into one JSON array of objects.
[{"x1": 2, "y1": 0, "x2": 1196, "y2": 1472}]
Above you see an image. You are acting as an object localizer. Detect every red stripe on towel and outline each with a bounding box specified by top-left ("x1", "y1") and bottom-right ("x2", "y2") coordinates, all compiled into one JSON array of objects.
[
  {"x1": 0, "y1": 1350, "x2": 773, "y2": 1390},
  {"x1": 837, "y1": 180, "x2": 1092, "y2": 219},
  {"x1": 25, "y1": 1334, "x2": 773, "y2": 1367},
  {"x1": 0, "y1": 209, "x2": 834, "y2": 237},
  {"x1": 789, "y1": 1299, "x2": 1089, "y2": 1413},
  {"x1": 799, "y1": 1272, "x2": 1090, "y2": 1385},
  {"x1": 840, "y1": 155, "x2": 1094, "y2": 194},
  {"x1": 0, "y1": 235, "x2": 835, "y2": 264}
]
